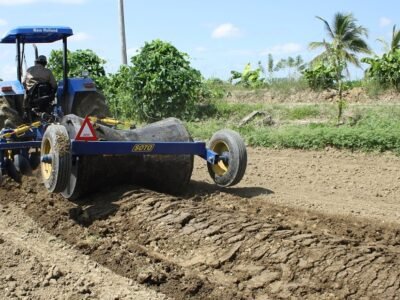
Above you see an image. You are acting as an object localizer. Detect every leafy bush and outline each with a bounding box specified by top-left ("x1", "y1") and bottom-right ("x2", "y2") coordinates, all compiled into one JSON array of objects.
[
  {"x1": 203, "y1": 78, "x2": 229, "y2": 100},
  {"x1": 102, "y1": 65, "x2": 135, "y2": 119},
  {"x1": 302, "y1": 62, "x2": 336, "y2": 90},
  {"x1": 362, "y1": 50, "x2": 400, "y2": 91},
  {"x1": 48, "y1": 49, "x2": 107, "y2": 90},
  {"x1": 130, "y1": 40, "x2": 203, "y2": 122}
]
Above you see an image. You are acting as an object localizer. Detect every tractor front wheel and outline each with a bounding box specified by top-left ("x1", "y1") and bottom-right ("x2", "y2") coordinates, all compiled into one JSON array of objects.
[
  {"x1": 40, "y1": 125, "x2": 71, "y2": 193},
  {"x1": 207, "y1": 129, "x2": 247, "y2": 187}
]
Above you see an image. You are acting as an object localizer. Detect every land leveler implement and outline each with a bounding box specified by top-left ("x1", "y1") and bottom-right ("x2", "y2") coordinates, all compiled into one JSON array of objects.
[{"x1": 0, "y1": 26, "x2": 247, "y2": 198}]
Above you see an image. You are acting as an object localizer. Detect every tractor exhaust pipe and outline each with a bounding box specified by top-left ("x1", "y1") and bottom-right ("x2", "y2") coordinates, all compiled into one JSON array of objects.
[{"x1": 33, "y1": 44, "x2": 38, "y2": 60}]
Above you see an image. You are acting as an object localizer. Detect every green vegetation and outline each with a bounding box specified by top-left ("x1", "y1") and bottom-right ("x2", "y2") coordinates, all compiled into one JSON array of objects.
[
  {"x1": 129, "y1": 40, "x2": 203, "y2": 122},
  {"x1": 102, "y1": 65, "x2": 134, "y2": 118},
  {"x1": 362, "y1": 25, "x2": 400, "y2": 92},
  {"x1": 187, "y1": 101, "x2": 400, "y2": 154},
  {"x1": 302, "y1": 62, "x2": 336, "y2": 91},
  {"x1": 362, "y1": 50, "x2": 400, "y2": 91},
  {"x1": 229, "y1": 63, "x2": 265, "y2": 88}
]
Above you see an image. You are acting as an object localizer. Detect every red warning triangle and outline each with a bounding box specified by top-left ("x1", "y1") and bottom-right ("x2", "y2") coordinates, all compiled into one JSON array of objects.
[{"x1": 75, "y1": 116, "x2": 97, "y2": 141}]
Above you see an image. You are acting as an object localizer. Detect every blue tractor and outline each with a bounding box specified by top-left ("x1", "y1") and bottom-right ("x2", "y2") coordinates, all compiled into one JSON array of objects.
[
  {"x1": 0, "y1": 26, "x2": 109, "y2": 129},
  {"x1": 0, "y1": 26, "x2": 247, "y2": 199}
]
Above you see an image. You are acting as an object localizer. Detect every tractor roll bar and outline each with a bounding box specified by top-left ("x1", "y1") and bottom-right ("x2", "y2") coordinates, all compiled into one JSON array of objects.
[
  {"x1": 62, "y1": 37, "x2": 68, "y2": 107},
  {"x1": 16, "y1": 35, "x2": 22, "y2": 82}
]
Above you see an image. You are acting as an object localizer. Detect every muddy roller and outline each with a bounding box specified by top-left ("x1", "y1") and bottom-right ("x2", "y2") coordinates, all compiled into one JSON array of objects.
[{"x1": 56, "y1": 114, "x2": 194, "y2": 200}]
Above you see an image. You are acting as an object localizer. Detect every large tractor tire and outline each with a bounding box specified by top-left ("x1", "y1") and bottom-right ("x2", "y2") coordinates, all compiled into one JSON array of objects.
[
  {"x1": 0, "y1": 96, "x2": 23, "y2": 128},
  {"x1": 70, "y1": 92, "x2": 111, "y2": 118},
  {"x1": 60, "y1": 115, "x2": 193, "y2": 200}
]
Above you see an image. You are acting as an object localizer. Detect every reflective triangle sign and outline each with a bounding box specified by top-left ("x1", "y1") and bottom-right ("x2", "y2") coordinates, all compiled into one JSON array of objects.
[{"x1": 75, "y1": 116, "x2": 97, "y2": 141}]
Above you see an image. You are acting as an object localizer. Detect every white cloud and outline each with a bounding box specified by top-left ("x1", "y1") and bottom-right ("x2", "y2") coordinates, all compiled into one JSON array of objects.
[
  {"x1": 379, "y1": 17, "x2": 392, "y2": 28},
  {"x1": 0, "y1": 18, "x2": 7, "y2": 26},
  {"x1": 260, "y1": 43, "x2": 303, "y2": 56},
  {"x1": 212, "y1": 23, "x2": 242, "y2": 39},
  {"x1": 69, "y1": 32, "x2": 90, "y2": 42},
  {"x1": 0, "y1": 0, "x2": 85, "y2": 5}
]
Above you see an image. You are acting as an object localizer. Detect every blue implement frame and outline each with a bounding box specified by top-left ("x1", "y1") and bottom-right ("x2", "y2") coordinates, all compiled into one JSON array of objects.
[
  {"x1": 0, "y1": 139, "x2": 222, "y2": 165},
  {"x1": 70, "y1": 140, "x2": 220, "y2": 164}
]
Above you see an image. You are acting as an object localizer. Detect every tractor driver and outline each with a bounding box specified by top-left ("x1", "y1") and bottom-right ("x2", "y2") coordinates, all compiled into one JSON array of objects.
[{"x1": 22, "y1": 55, "x2": 57, "y2": 117}]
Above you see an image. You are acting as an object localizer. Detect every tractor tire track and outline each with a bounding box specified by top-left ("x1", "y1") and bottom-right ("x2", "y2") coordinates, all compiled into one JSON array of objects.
[
  {"x1": 0, "y1": 200, "x2": 167, "y2": 300},
  {"x1": 1, "y1": 173, "x2": 400, "y2": 299},
  {"x1": 1, "y1": 146, "x2": 400, "y2": 299}
]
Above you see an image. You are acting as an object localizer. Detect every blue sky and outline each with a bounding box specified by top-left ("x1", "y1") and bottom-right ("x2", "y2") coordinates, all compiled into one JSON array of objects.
[{"x1": 0, "y1": 0, "x2": 398, "y2": 80}]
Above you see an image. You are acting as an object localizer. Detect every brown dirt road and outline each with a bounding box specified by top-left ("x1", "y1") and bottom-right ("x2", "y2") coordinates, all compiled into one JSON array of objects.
[{"x1": 0, "y1": 147, "x2": 400, "y2": 299}]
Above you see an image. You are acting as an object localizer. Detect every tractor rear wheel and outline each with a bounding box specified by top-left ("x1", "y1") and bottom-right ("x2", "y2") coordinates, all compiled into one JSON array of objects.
[
  {"x1": 40, "y1": 125, "x2": 71, "y2": 193},
  {"x1": 71, "y1": 92, "x2": 111, "y2": 118},
  {"x1": 207, "y1": 129, "x2": 247, "y2": 187},
  {"x1": 0, "y1": 96, "x2": 23, "y2": 128}
]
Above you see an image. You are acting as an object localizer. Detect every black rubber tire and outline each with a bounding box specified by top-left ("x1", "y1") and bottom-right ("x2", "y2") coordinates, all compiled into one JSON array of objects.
[
  {"x1": 0, "y1": 168, "x2": 3, "y2": 186},
  {"x1": 0, "y1": 96, "x2": 23, "y2": 128},
  {"x1": 5, "y1": 158, "x2": 22, "y2": 183},
  {"x1": 40, "y1": 125, "x2": 71, "y2": 193},
  {"x1": 207, "y1": 129, "x2": 247, "y2": 187},
  {"x1": 71, "y1": 92, "x2": 111, "y2": 118},
  {"x1": 29, "y1": 152, "x2": 41, "y2": 170},
  {"x1": 14, "y1": 154, "x2": 32, "y2": 176}
]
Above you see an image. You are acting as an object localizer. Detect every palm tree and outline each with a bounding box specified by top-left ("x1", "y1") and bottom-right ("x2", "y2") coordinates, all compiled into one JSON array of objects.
[
  {"x1": 378, "y1": 25, "x2": 400, "y2": 53},
  {"x1": 309, "y1": 12, "x2": 371, "y2": 121}
]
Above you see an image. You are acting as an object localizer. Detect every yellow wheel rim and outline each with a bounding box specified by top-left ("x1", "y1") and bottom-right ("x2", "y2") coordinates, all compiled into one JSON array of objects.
[
  {"x1": 211, "y1": 141, "x2": 229, "y2": 176},
  {"x1": 41, "y1": 138, "x2": 53, "y2": 180}
]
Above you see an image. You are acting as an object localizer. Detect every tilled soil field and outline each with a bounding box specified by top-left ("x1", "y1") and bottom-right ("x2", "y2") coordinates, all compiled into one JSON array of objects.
[{"x1": 1, "y1": 147, "x2": 400, "y2": 299}]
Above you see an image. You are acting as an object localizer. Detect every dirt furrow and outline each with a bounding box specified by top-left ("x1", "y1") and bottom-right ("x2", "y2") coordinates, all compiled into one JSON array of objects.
[
  {"x1": 0, "y1": 201, "x2": 167, "y2": 300},
  {"x1": 1, "y1": 173, "x2": 399, "y2": 299},
  {"x1": 1, "y1": 147, "x2": 400, "y2": 299}
]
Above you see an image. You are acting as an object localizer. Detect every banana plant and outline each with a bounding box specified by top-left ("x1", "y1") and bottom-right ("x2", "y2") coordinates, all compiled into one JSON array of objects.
[{"x1": 230, "y1": 63, "x2": 265, "y2": 88}]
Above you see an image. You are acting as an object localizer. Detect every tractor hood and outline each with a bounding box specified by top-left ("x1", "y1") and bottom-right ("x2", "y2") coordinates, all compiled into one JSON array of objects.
[{"x1": 0, "y1": 81, "x2": 25, "y2": 96}]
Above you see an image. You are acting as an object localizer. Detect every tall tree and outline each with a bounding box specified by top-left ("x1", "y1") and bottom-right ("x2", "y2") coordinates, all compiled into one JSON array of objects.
[
  {"x1": 309, "y1": 12, "x2": 371, "y2": 121},
  {"x1": 378, "y1": 25, "x2": 400, "y2": 53}
]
